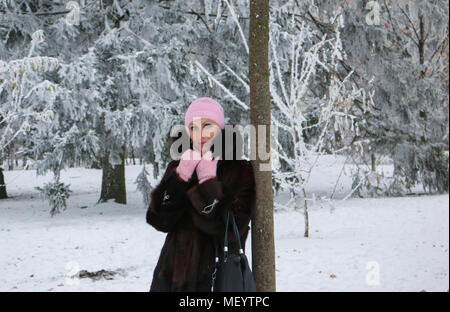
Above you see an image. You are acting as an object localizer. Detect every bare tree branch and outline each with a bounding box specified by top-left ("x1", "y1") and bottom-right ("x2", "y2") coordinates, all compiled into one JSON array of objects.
[{"x1": 399, "y1": 6, "x2": 421, "y2": 45}]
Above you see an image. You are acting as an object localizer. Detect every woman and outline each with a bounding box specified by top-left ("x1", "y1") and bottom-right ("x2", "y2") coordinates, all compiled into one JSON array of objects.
[{"x1": 146, "y1": 97, "x2": 256, "y2": 292}]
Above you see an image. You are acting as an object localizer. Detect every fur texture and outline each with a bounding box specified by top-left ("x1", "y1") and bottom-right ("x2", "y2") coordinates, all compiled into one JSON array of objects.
[{"x1": 146, "y1": 159, "x2": 256, "y2": 292}]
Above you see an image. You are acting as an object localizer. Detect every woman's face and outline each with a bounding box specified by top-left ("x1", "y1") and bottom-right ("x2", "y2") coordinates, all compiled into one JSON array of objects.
[{"x1": 188, "y1": 117, "x2": 221, "y2": 154}]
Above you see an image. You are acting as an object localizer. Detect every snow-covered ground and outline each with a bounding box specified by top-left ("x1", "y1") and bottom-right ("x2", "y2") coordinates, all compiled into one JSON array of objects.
[{"x1": 0, "y1": 156, "x2": 448, "y2": 291}]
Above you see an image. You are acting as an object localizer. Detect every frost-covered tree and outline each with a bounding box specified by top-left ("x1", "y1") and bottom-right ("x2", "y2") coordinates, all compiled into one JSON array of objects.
[
  {"x1": 2, "y1": 0, "x2": 446, "y2": 216},
  {"x1": 180, "y1": 1, "x2": 375, "y2": 237},
  {"x1": 313, "y1": 0, "x2": 449, "y2": 195},
  {"x1": 0, "y1": 0, "x2": 179, "y2": 212},
  {"x1": 1, "y1": 1, "x2": 114, "y2": 213},
  {"x1": 268, "y1": 2, "x2": 375, "y2": 237},
  {"x1": 371, "y1": 0, "x2": 449, "y2": 194},
  {"x1": 0, "y1": 30, "x2": 71, "y2": 215},
  {"x1": 1, "y1": 0, "x2": 258, "y2": 213},
  {"x1": 0, "y1": 1, "x2": 109, "y2": 213}
]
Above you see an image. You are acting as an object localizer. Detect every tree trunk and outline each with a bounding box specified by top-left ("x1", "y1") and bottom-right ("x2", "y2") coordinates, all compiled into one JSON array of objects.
[
  {"x1": 99, "y1": 146, "x2": 127, "y2": 204},
  {"x1": 249, "y1": 0, "x2": 276, "y2": 292},
  {"x1": 7, "y1": 145, "x2": 13, "y2": 171},
  {"x1": 131, "y1": 146, "x2": 136, "y2": 165},
  {"x1": 90, "y1": 159, "x2": 101, "y2": 169},
  {"x1": 302, "y1": 188, "x2": 309, "y2": 238},
  {"x1": 0, "y1": 167, "x2": 7, "y2": 199},
  {"x1": 371, "y1": 153, "x2": 376, "y2": 171},
  {"x1": 418, "y1": 14, "x2": 425, "y2": 78}
]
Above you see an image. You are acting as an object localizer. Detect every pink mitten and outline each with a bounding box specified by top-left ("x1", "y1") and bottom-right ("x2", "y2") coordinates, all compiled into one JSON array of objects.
[
  {"x1": 176, "y1": 149, "x2": 202, "y2": 182},
  {"x1": 196, "y1": 151, "x2": 220, "y2": 184}
]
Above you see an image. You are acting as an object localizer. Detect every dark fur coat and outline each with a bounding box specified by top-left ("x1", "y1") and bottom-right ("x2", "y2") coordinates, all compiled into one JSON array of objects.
[{"x1": 146, "y1": 158, "x2": 256, "y2": 292}]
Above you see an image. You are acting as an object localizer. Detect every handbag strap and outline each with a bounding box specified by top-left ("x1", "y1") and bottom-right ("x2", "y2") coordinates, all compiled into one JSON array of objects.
[
  {"x1": 223, "y1": 209, "x2": 244, "y2": 260},
  {"x1": 212, "y1": 239, "x2": 219, "y2": 292},
  {"x1": 216, "y1": 163, "x2": 244, "y2": 260},
  {"x1": 211, "y1": 162, "x2": 244, "y2": 292},
  {"x1": 211, "y1": 209, "x2": 244, "y2": 292}
]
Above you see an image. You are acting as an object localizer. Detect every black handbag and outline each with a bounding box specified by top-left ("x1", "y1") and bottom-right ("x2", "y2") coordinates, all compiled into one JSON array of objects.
[{"x1": 211, "y1": 209, "x2": 256, "y2": 292}]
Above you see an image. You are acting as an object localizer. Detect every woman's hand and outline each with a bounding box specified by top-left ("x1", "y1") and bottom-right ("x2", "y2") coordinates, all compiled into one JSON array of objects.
[
  {"x1": 196, "y1": 151, "x2": 220, "y2": 184},
  {"x1": 176, "y1": 149, "x2": 202, "y2": 182}
]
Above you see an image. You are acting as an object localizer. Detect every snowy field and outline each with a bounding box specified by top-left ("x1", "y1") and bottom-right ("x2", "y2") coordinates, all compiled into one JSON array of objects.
[{"x1": 0, "y1": 156, "x2": 448, "y2": 292}]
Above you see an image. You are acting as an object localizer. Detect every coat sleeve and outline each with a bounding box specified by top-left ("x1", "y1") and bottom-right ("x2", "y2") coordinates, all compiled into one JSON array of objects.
[
  {"x1": 146, "y1": 160, "x2": 191, "y2": 233},
  {"x1": 185, "y1": 160, "x2": 256, "y2": 241}
]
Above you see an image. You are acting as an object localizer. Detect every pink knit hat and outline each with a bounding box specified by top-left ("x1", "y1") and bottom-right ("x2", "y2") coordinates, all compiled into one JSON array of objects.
[{"x1": 184, "y1": 97, "x2": 225, "y2": 132}]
